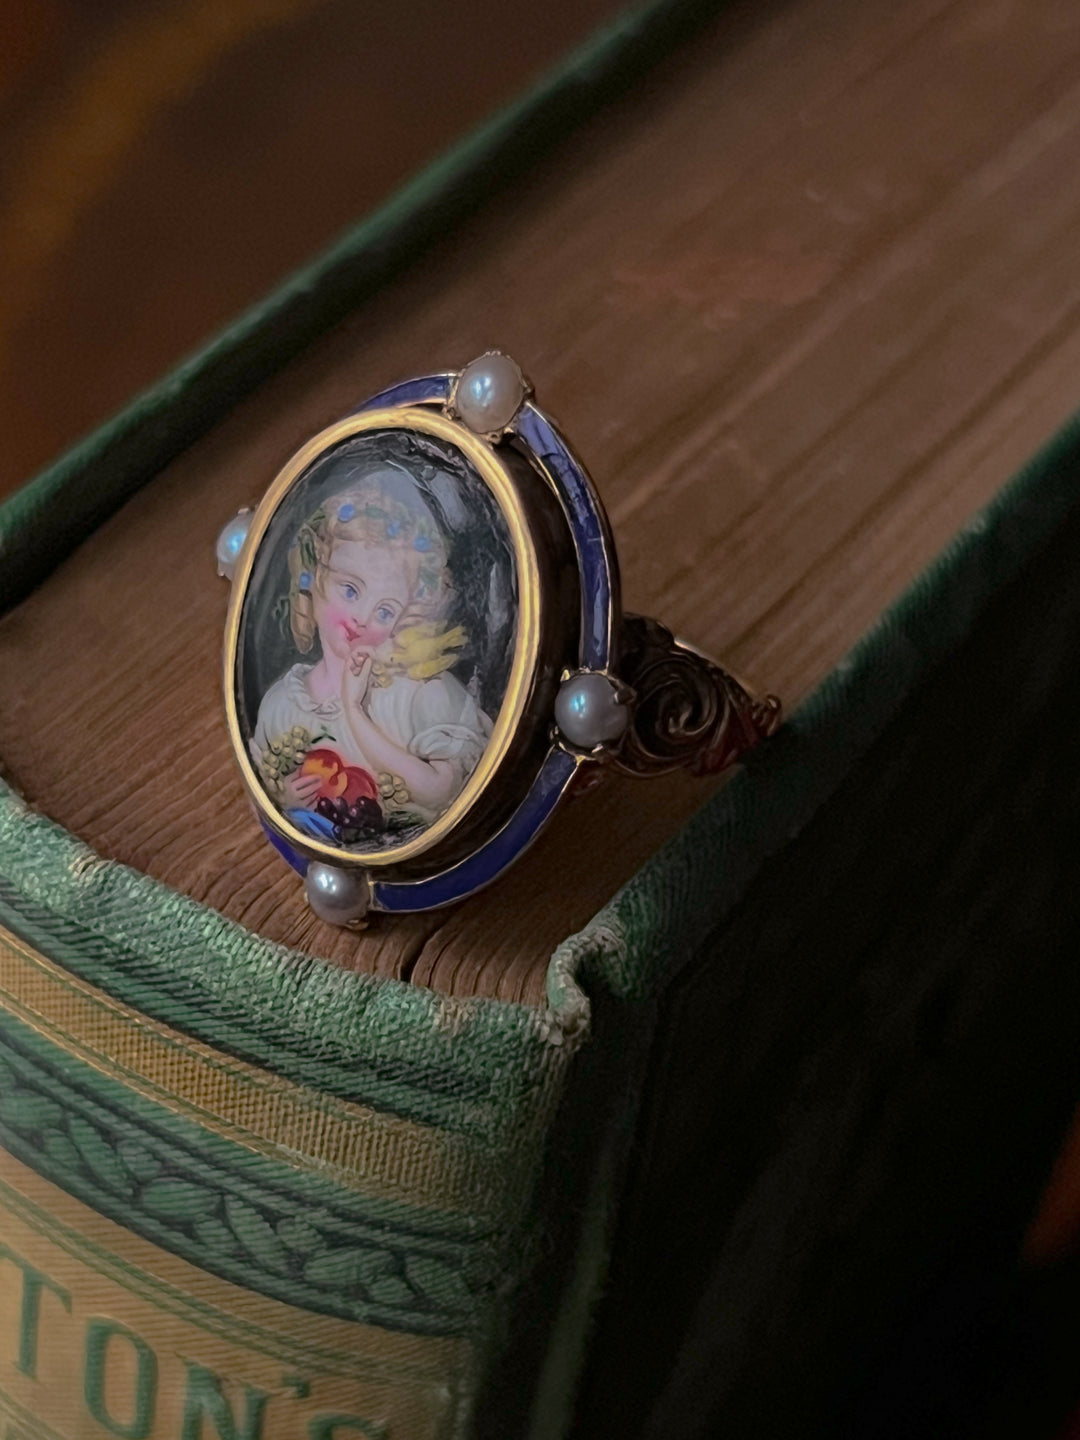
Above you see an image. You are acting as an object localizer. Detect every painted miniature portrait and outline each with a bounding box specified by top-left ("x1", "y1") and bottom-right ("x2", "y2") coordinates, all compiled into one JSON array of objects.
[{"x1": 236, "y1": 429, "x2": 518, "y2": 853}]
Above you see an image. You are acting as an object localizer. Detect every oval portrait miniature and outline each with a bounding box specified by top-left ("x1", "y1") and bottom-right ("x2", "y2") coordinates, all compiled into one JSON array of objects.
[{"x1": 231, "y1": 420, "x2": 522, "y2": 859}]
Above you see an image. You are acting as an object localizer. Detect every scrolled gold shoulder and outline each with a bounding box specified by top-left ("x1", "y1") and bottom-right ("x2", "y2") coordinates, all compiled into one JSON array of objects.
[{"x1": 605, "y1": 614, "x2": 783, "y2": 779}]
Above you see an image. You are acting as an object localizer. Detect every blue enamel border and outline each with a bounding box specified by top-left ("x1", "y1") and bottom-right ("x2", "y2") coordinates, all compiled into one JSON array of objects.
[
  {"x1": 270, "y1": 375, "x2": 616, "y2": 911},
  {"x1": 374, "y1": 748, "x2": 579, "y2": 910},
  {"x1": 351, "y1": 374, "x2": 453, "y2": 413},
  {"x1": 512, "y1": 403, "x2": 616, "y2": 669}
]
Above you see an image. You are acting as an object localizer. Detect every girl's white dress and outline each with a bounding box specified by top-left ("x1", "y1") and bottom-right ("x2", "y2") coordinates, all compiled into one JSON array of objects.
[{"x1": 252, "y1": 663, "x2": 493, "y2": 823}]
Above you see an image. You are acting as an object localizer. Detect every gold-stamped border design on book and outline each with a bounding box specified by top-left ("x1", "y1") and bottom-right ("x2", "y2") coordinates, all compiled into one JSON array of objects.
[
  {"x1": 0, "y1": 1150, "x2": 473, "y2": 1440},
  {"x1": 0, "y1": 923, "x2": 503, "y2": 1223}
]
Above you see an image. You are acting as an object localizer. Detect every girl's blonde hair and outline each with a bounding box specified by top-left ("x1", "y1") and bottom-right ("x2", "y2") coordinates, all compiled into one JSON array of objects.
[{"x1": 287, "y1": 470, "x2": 451, "y2": 654}]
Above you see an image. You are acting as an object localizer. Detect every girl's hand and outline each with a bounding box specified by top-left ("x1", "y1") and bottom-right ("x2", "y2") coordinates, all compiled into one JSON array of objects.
[
  {"x1": 343, "y1": 651, "x2": 373, "y2": 715},
  {"x1": 282, "y1": 770, "x2": 322, "y2": 809}
]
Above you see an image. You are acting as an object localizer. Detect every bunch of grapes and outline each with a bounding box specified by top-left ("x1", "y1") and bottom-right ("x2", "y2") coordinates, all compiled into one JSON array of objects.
[
  {"x1": 316, "y1": 794, "x2": 385, "y2": 845},
  {"x1": 377, "y1": 771, "x2": 412, "y2": 808},
  {"x1": 259, "y1": 726, "x2": 316, "y2": 797}
]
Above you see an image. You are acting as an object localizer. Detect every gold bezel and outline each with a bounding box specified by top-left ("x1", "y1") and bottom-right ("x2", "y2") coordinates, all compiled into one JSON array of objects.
[{"x1": 223, "y1": 406, "x2": 541, "y2": 869}]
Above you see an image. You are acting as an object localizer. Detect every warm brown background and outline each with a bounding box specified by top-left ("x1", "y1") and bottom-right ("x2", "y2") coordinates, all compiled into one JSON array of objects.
[{"x1": 0, "y1": 0, "x2": 624, "y2": 495}]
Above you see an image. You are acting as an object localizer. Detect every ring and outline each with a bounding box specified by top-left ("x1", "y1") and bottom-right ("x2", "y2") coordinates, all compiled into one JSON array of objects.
[{"x1": 216, "y1": 352, "x2": 783, "y2": 926}]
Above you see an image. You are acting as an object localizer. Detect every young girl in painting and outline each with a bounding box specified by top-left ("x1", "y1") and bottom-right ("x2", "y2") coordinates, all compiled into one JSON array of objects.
[{"x1": 251, "y1": 469, "x2": 494, "y2": 846}]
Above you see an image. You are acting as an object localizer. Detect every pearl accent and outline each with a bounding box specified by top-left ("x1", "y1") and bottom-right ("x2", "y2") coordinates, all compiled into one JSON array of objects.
[
  {"x1": 555, "y1": 672, "x2": 630, "y2": 749},
  {"x1": 454, "y1": 352, "x2": 526, "y2": 434},
  {"x1": 305, "y1": 862, "x2": 371, "y2": 927},
  {"x1": 215, "y1": 509, "x2": 252, "y2": 580}
]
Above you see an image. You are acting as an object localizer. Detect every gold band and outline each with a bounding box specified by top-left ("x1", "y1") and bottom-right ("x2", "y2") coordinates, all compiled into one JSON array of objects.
[{"x1": 611, "y1": 613, "x2": 783, "y2": 778}]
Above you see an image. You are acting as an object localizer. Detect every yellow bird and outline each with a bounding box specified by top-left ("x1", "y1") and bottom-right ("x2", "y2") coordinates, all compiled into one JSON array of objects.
[{"x1": 388, "y1": 623, "x2": 468, "y2": 681}]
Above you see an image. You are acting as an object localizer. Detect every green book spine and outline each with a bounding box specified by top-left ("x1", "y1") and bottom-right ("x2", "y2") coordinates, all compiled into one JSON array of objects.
[{"x1": 0, "y1": 849, "x2": 586, "y2": 1439}]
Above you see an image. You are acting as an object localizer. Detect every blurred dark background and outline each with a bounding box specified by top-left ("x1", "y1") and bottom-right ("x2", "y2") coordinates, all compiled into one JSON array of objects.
[{"x1": 0, "y1": 0, "x2": 623, "y2": 499}]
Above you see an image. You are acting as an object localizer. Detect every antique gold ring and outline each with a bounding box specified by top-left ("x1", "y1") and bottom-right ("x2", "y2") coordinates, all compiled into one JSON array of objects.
[{"x1": 216, "y1": 353, "x2": 782, "y2": 925}]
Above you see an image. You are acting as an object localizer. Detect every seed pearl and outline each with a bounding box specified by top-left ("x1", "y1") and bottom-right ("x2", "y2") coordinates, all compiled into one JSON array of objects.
[
  {"x1": 215, "y1": 510, "x2": 252, "y2": 580},
  {"x1": 454, "y1": 352, "x2": 526, "y2": 434},
  {"x1": 304, "y1": 862, "x2": 371, "y2": 927},
  {"x1": 555, "y1": 672, "x2": 630, "y2": 749}
]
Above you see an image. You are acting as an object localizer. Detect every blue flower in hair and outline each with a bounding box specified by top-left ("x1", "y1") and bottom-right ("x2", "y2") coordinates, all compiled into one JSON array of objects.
[
  {"x1": 337, "y1": 503, "x2": 355, "y2": 521},
  {"x1": 298, "y1": 570, "x2": 313, "y2": 592},
  {"x1": 414, "y1": 535, "x2": 432, "y2": 552},
  {"x1": 386, "y1": 520, "x2": 401, "y2": 537}
]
